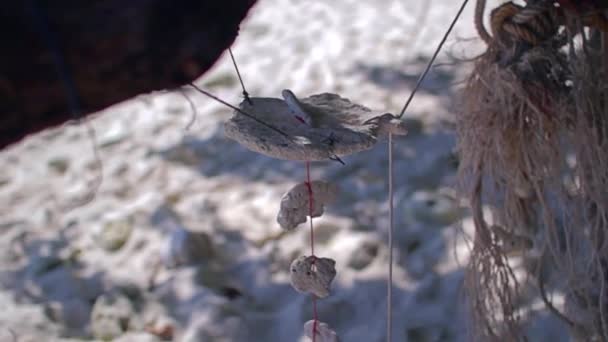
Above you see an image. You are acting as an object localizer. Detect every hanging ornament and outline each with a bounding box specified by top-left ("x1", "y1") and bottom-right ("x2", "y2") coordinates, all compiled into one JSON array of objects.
[
  {"x1": 277, "y1": 180, "x2": 339, "y2": 230},
  {"x1": 304, "y1": 320, "x2": 339, "y2": 342},
  {"x1": 289, "y1": 255, "x2": 337, "y2": 299},
  {"x1": 224, "y1": 90, "x2": 406, "y2": 162}
]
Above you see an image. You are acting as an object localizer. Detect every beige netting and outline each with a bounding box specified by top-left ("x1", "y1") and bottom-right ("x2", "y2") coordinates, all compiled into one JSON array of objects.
[{"x1": 459, "y1": 1, "x2": 608, "y2": 340}]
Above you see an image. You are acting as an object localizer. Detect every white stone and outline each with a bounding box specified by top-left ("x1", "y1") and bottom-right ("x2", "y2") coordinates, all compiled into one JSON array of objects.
[{"x1": 90, "y1": 292, "x2": 134, "y2": 340}]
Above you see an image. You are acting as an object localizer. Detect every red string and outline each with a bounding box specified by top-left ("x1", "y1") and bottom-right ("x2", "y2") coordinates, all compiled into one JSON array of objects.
[
  {"x1": 305, "y1": 161, "x2": 318, "y2": 342},
  {"x1": 294, "y1": 113, "x2": 318, "y2": 341}
]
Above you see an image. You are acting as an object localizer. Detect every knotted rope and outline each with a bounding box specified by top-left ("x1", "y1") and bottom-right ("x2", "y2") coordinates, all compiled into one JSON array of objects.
[{"x1": 476, "y1": 0, "x2": 608, "y2": 50}]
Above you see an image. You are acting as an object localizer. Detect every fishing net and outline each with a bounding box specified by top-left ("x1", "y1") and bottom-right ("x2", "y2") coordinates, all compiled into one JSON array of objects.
[{"x1": 458, "y1": 1, "x2": 608, "y2": 340}]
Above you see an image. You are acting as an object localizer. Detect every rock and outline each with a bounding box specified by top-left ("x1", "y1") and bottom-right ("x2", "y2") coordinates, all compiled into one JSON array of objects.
[
  {"x1": 27, "y1": 255, "x2": 64, "y2": 277},
  {"x1": 193, "y1": 265, "x2": 229, "y2": 292},
  {"x1": 113, "y1": 332, "x2": 161, "y2": 342},
  {"x1": 406, "y1": 324, "x2": 445, "y2": 342},
  {"x1": 161, "y1": 227, "x2": 214, "y2": 268},
  {"x1": 35, "y1": 266, "x2": 99, "y2": 304},
  {"x1": 181, "y1": 310, "x2": 246, "y2": 342},
  {"x1": 91, "y1": 292, "x2": 134, "y2": 340},
  {"x1": 144, "y1": 319, "x2": 175, "y2": 341},
  {"x1": 409, "y1": 190, "x2": 462, "y2": 226},
  {"x1": 304, "y1": 320, "x2": 339, "y2": 342},
  {"x1": 414, "y1": 274, "x2": 441, "y2": 302},
  {"x1": 44, "y1": 298, "x2": 90, "y2": 329},
  {"x1": 160, "y1": 144, "x2": 200, "y2": 166},
  {"x1": 347, "y1": 240, "x2": 379, "y2": 270},
  {"x1": 290, "y1": 256, "x2": 337, "y2": 299},
  {"x1": 278, "y1": 181, "x2": 339, "y2": 230},
  {"x1": 97, "y1": 218, "x2": 134, "y2": 252}
]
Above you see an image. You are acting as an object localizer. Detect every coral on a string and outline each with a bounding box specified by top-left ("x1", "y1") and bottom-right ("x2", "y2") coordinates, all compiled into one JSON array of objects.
[
  {"x1": 290, "y1": 256, "x2": 337, "y2": 299},
  {"x1": 277, "y1": 181, "x2": 339, "y2": 230},
  {"x1": 225, "y1": 89, "x2": 406, "y2": 340}
]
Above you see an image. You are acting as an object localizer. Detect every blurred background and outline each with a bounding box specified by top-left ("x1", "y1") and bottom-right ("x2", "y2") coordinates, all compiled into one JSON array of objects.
[{"x1": 0, "y1": 0, "x2": 564, "y2": 341}]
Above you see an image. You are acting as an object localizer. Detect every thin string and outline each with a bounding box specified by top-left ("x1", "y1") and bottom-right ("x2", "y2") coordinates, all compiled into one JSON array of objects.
[
  {"x1": 388, "y1": 1, "x2": 469, "y2": 341},
  {"x1": 179, "y1": 90, "x2": 198, "y2": 131},
  {"x1": 189, "y1": 83, "x2": 291, "y2": 138},
  {"x1": 387, "y1": 133, "x2": 394, "y2": 342},
  {"x1": 228, "y1": 48, "x2": 253, "y2": 104},
  {"x1": 398, "y1": 0, "x2": 470, "y2": 118}
]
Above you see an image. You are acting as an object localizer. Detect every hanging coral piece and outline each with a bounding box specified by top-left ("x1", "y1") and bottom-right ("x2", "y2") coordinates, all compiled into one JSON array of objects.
[
  {"x1": 303, "y1": 320, "x2": 339, "y2": 342},
  {"x1": 224, "y1": 91, "x2": 407, "y2": 161},
  {"x1": 289, "y1": 256, "x2": 337, "y2": 299},
  {"x1": 277, "y1": 180, "x2": 339, "y2": 230}
]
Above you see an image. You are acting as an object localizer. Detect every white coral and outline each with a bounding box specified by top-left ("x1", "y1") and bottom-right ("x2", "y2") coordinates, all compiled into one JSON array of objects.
[
  {"x1": 304, "y1": 320, "x2": 339, "y2": 342},
  {"x1": 277, "y1": 181, "x2": 338, "y2": 230},
  {"x1": 289, "y1": 256, "x2": 337, "y2": 298}
]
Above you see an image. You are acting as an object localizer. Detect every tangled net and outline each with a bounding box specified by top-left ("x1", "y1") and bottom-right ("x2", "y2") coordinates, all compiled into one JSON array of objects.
[{"x1": 458, "y1": 0, "x2": 608, "y2": 340}]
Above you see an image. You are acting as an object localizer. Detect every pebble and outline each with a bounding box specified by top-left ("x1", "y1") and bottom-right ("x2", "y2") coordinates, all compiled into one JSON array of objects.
[
  {"x1": 90, "y1": 291, "x2": 134, "y2": 340},
  {"x1": 161, "y1": 227, "x2": 214, "y2": 268},
  {"x1": 44, "y1": 298, "x2": 90, "y2": 329},
  {"x1": 113, "y1": 332, "x2": 161, "y2": 342},
  {"x1": 97, "y1": 218, "x2": 134, "y2": 252},
  {"x1": 27, "y1": 255, "x2": 64, "y2": 277},
  {"x1": 409, "y1": 190, "x2": 462, "y2": 226},
  {"x1": 181, "y1": 312, "x2": 246, "y2": 342},
  {"x1": 347, "y1": 240, "x2": 378, "y2": 270}
]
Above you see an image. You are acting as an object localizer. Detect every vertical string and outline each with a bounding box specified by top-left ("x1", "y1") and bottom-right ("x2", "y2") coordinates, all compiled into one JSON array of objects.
[
  {"x1": 305, "y1": 161, "x2": 318, "y2": 342},
  {"x1": 387, "y1": 2, "x2": 469, "y2": 341},
  {"x1": 387, "y1": 133, "x2": 394, "y2": 342}
]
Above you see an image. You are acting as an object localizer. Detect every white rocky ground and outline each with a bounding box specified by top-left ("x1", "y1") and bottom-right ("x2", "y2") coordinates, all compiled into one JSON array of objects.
[{"x1": 0, "y1": 0, "x2": 569, "y2": 341}]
